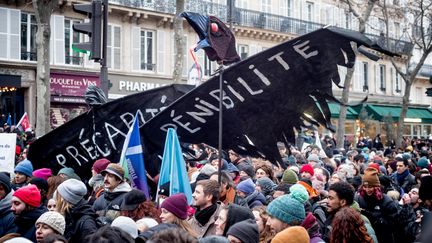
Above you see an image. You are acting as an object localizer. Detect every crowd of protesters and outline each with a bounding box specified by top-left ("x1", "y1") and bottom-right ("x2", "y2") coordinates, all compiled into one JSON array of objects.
[{"x1": 1, "y1": 124, "x2": 432, "y2": 243}]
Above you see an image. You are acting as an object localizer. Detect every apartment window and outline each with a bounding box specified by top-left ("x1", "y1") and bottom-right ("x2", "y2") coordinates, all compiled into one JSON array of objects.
[
  {"x1": 64, "y1": 19, "x2": 81, "y2": 65},
  {"x1": 140, "y1": 30, "x2": 154, "y2": 71},
  {"x1": 394, "y1": 22, "x2": 400, "y2": 38},
  {"x1": 107, "y1": 25, "x2": 121, "y2": 69},
  {"x1": 345, "y1": 11, "x2": 351, "y2": 29},
  {"x1": 238, "y1": 44, "x2": 249, "y2": 59},
  {"x1": 379, "y1": 64, "x2": 386, "y2": 91},
  {"x1": 21, "y1": 13, "x2": 37, "y2": 61},
  {"x1": 0, "y1": 8, "x2": 20, "y2": 60},
  {"x1": 363, "y1": 62, "x2": 369, "y2": 91},
  {"x1": 280, "y1": 0, "x2": 292, "y2": 17},
  {"x1": 262, "y1": 0, "x2": 271, "y2": 13},
  {"x1": 204, "y1": 56, "x2": 212, "y2": 76},
  {"x1": 395, "y1": 71, "x2": 401, "y2": 93},
  {"x1": 305, "y1": 2, "x2": 314, "y2": 22}
]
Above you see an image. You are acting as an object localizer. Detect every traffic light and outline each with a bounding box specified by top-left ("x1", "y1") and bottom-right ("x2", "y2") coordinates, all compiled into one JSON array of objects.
[{"x1": 72, "y1": 0, "x2": 102, "y2": 61}]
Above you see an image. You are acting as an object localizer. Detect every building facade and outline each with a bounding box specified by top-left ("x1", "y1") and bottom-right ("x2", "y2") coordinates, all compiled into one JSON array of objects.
[{"x1": 0, "y1": 0, "x2": 430, "y2": 140}]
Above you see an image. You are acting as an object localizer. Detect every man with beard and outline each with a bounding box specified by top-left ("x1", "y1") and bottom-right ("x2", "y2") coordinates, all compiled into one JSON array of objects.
[
  {"x1": 322, "y1": 181, "x2": 377, "y2": 243},
  {"x1": 93, "y1": 163, "x2": 132, "y2": 223},
  {"x1": 189, "y1": 179, "x2": 222, "y2": 237},
  {"x1": 11, "y1": 184, "x2": 46, "y2": 241},
  {"x1": 0, "y1": 172, "x2": 17, "y2": 237},
  {"x1": 355, "y1": 168, "x2": 398, "y2": 243}
]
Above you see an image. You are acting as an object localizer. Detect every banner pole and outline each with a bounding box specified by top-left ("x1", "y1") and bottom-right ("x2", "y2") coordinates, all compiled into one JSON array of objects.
[{"x1": 218, "y1": 65, "x2": 224, "y2": 185}]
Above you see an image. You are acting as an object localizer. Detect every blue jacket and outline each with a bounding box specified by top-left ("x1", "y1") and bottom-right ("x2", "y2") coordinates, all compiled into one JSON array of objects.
[{"x1": 0, "y1": 191, "x2": 17, "y2": 237}]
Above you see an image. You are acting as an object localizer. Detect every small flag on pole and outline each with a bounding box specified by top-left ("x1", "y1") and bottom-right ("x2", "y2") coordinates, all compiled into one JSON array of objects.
[
  {"x1": 119, "y1": 112, "x2": 150, "y2": 199},
  {"x1": 6, "y1": 114, "x2": 12, "y2": 126},
  {"x1": 157, "y1": 128, "x2": 193, "y2": 204},
  {"x1": 16, "y1": 112, "x2": 31, "y2": 131}
]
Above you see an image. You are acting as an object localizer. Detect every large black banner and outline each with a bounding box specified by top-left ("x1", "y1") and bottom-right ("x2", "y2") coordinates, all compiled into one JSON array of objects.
[
  {"x1": 28, "y1": 84, "x2": 193, "y2": 178},
  {"x1": 141, "y1": 27, "x2": 395, "y2": 163}
]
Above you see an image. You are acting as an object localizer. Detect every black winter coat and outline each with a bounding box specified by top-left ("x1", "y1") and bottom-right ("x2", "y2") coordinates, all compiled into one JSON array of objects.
[
  {"x1": 0, "y1": 192, "x2": 17, "y2": 237},
  {"x1": 14, "y1": 205, "x2": 47, "y2": 242},
  {"x1": 356, "y1": 193, "x2": 399, "y2": 243},
  {"x1": 64, "y1": 199, "x2": 99, "y2": 242}
]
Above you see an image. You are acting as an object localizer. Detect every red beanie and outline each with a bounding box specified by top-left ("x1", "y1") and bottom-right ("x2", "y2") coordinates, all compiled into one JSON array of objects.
[
  {"x1": 92, "y1": 158, "x2": 111, "y2": 174},
  {"x1": 368, "y1": 163, "x2": 380, "y2": 172},
  {"x1": 13, "y1": 184, "x2": 41, "y2": 208},
  {"x1": 300, "y1": 164, "x2": 315, "y2": 176}
]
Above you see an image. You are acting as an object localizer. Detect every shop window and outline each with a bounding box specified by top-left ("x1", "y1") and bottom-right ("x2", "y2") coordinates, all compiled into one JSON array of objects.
[
  {"x1": 64, "y1": 19, "x2": 82, "y2": 65},
  {"x1": 403, "y1": 124, "x2": 411, "y2": 136},
  {"x1": 21, "y1": 13, "x2": 37, "y2": 61},
  {"x1": 424, "y1": 125, "x2": 431, "y2": 136}
]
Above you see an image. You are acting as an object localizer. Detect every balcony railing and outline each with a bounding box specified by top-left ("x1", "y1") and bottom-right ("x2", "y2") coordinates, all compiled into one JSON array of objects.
[{"x1": 111, "y1": 0, "x2": 413, "y2": 55}]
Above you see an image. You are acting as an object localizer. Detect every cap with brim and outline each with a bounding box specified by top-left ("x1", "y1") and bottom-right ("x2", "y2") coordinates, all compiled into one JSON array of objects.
[
  {"x1": 101, "y1": 167, "x2": 123, "y2": 180},
  {"x1": 121, "y1": 189, "x2": 147, "y2": 211}
]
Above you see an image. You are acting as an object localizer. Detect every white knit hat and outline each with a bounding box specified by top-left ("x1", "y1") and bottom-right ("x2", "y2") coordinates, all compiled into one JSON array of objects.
[
  {"x1": 35, "y1": 211, "x2": 66, "y2": 235},
  {"x1": 111, "y1": 216, "x2": 138, "y2": 238}
]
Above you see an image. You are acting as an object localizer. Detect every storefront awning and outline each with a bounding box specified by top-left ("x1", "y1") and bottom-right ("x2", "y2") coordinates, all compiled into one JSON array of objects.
[
  {"x1": 366, "y1": 104, "x2": 432, "y2": 123},
  {"x1": 0, "y1": 74, "x2": 21, "y2": 87},
  {"x1": 327, "y1": 103, "x2": 359, "y2": 119}
]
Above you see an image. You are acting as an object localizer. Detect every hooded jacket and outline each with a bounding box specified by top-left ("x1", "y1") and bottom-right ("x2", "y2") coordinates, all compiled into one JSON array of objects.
[
  {"x1": 93, "y1": 181, "x2": 131, "y2": 221},
  {"x1": 64, "y1": 199, "x2": 98, "y2": 242},
  {"x1": 0, "y1": 191, "x2": 17, "y2": 237},
  {"x1": 239, "y1": 191, "x2": 267, "y2": 209},
  {"x1": 14, "y1": 205, "x2": 47, "y2": 242},
  {"x1": 222, "y1": 204, "x2": 255, "y2": 236}
]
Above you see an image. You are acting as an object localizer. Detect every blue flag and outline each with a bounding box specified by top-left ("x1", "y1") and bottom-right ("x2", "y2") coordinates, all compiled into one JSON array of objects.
[
  {"x1": 119, "y1": 112, "x2": 150, "y2": 199},
  {"x1": 157, "y1": 128, "x2": 193, "y2": 204},
  {"x1": 6, "y1": 114, "x2": 12, "y2": 126}
]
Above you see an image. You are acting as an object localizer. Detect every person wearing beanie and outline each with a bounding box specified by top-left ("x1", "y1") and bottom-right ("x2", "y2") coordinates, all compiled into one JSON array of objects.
[
  {"x1": 29, "y1": 177, "x2": 49, "y2": 207},
  {"x1": 256, "y1": 177, "x2": 277, "y2": 198},
  {"x1": 266, "y1": 184, "x2": 308, "y2": 234},
  {"x1": 272, "y1": 183, "x2": 291, "y2": 199},
  {"x1": 282, "y1": 168, "x2": 298, "y2": 185},
  {"x1": 32, "y1": 168, "x2": 52, "y2": 181},
  {"x1": 307, "y1": 154, "x2": 320, "y2": 167},
  {"x1": 11, "y1": 185, "x2": 47, "y2": 241},
  {"x1": 35, "y1": 211, "x2": 65, "y2": 243},
  {"x1": 300, "y1": 164, "x2": 315, "y2": 179},
  {"x1": 356, "y1": 168, "x2": 399, "y2": 243},
  {"x1": 199, "y1": 236, "x2": 229, "y2": 243},
  {"x1": 0, "y1": 172, "x2": 18, "y2": 237},
  {"x1": 237, "y1": 162, "x2": 255, "y2": 181},
  {"x1": 57, "y1": 167, "x2": 81, "y2": 181},
  {"x1": 55, "y1": 179, "x2": 98, "y2": 242},
  {"x1": 93, "y1": 163, "x2": 132, "y2": 222},
  {"x1": 236, "y1": 178, "x2": 266, "y2": 209},
  {"x1": 215, "y1": 203, "x2": 255, "y2": 237},
  {"x1": 226, "y1": 219, "x2": 259, "y2": 243},
  {"x1": 120, "y1": 189, "x2": 161, "y2": 222},
  {"x1": 160, "y1": 193, "x2": 198, "y2": 237},
  {"x1": 271, "y1": 226, "x2": 309, "y2": 243},
  {"x1": 88, "y1": 158, "x2": 111, "y2": 204},
  {"x1": 111, "y1": 216, "x2": 138, "y2": 239},
  {"x1": 13, "y1": 159, "x2": 33, "y2": 190}
]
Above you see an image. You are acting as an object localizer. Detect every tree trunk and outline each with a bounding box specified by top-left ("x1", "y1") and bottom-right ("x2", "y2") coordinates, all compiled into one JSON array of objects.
[
  {"x1": 336, "y1": 67, "x2": 355, "y2": 149},
  {"x1": 396, "y1": 78, "x2": 412, "y2": 148},
  {"x1": 173, "y1": 0, "x2": 185, "y2": 83},
  {"x1": 33, "y1": 0, "x2": 57, "y2": 136}
]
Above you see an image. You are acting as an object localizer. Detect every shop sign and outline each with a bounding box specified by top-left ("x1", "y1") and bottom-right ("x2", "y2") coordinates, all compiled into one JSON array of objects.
[{"x1": 50, "y1": 72, "x2": 100, "y2": 97}]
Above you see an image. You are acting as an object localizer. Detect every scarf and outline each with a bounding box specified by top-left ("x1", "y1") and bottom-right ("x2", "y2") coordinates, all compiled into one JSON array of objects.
[
  {"x1": 195, "y1": 203, "x2": 217, "y2": 226},
  {"x1": 221, "y1": 187, "x2": 236, "y2": 204},
  {"x1": 396, "y1": 169, "x2": 409, "y2": 185}
]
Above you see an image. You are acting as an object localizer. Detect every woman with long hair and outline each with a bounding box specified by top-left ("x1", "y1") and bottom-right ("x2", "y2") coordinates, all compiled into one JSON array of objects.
[
  {"x1": 55, "y1": 179, "x2": 98, "y2": 242},
  {"x1": 252, "y1": 206, "x2": 273, "y2": 243},
  {"x1": 159, "y1": 193, "x2": 198, "y2": 238},
  {"x1": 46, "y1": 176, "x2": 65, "y2": 200},
  {"x1": 330, "y1": 207, "x2": 373, "y2": 243},
  {"x1": 120, "y1": 189, "x2": 161, "y2": 222}
]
